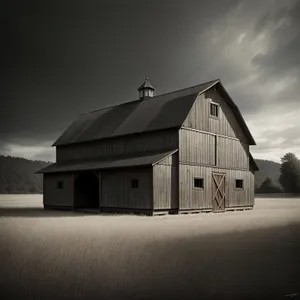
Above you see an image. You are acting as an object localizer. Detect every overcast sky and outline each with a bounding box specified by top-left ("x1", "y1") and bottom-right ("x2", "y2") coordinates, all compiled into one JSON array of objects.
[{"x1": 3, "y1": 0, "x2": 300, "y2": 163}]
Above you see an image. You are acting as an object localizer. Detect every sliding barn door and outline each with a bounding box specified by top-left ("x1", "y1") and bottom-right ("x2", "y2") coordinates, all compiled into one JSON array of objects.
[{"x1": 212, "y1": 172, "x2": 226, "y2": 212}]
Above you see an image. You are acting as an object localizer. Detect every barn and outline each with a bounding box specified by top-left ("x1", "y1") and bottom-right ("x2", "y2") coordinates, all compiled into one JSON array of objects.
[{"x1": 37, "y1": 78, "x2": 259, "y2": 215}]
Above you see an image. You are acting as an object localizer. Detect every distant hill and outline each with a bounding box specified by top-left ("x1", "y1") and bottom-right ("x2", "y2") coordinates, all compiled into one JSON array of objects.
[
  {"x1": 254, "y1": 159, "x2": 281, "y2": 189},
  {"x1": 0, "y1": 155, "x2": 282, "y2": 194},
  {"x1": 0, "y1": 155, "x2": 51, "y2": 194}
]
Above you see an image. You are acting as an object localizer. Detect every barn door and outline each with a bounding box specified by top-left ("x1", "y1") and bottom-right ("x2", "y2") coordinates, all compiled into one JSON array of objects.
[{"x1": 212, "y1": 172, "x2": 226, "y2": 212}]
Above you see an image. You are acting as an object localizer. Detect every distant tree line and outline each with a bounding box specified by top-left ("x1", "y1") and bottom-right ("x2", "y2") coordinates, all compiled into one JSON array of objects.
[
  {"x1": 0, "y1": 155, "x2": 51, "y2": 194},
  {"x1": 1, "y1": 153, "x2": 299, "y2": 195},
  {"x1": 256, "y1": 152, "x2": 300, "y2": 194}
]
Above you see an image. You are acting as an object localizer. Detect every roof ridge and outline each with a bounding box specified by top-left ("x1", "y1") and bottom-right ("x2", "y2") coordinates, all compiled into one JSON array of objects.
[
  {"x1": 81, "y1": 79, "x2": 220, "y2": 116},
  {"x1": 151, "y1": 78, "x2": 219, "y2": 98}
]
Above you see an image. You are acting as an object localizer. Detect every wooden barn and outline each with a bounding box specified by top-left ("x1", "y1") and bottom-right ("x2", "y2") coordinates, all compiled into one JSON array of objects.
[{"x1": 38, "y1": 78, "x2": 259, "y2": 215}]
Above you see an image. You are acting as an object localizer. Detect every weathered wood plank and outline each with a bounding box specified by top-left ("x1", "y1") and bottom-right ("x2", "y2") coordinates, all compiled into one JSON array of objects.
[
  {"x1": 183, "y1": 89, "x2": 248, "y2": 142},
  {"x1": 179, "y1": 129, "x2": 216, "y2": 165},
  {"x1": 217, "y1": 136, "x2": 249, "y2": 170},
  {"x1": 101, "y1": 167, "x2": 153, "y2": 210},
  {"x1": 56, "y1": 129, "x2": 178, "y2": 163},
  {"x1": 43, "y1": 173, "x2": 74, "y2": 208},
  {"x1": 153, "y1": 164, "x2": 178, "y2": 210},
  {"x1": 179, "y1": 164, "x2": 254, "y2": 210}
]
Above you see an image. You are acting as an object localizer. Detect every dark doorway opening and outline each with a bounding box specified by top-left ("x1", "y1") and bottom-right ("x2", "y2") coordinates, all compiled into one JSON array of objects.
[{"x1": 74, "y1": 172, "x2": 99, "y2": 211}]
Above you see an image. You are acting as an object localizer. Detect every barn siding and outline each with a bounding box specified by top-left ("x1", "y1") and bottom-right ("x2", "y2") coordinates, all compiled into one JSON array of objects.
[
  {"x1": 217, "y1": 136, "x2": 249, "y2": 170},
  {"x1": 249, "y1": 171, "x2": 255, "y2": 206},
  {"x1": 179, "y1": 129, "x2": 216, "y2": 165},
  {"x1": 183, "y1": 89, "x2": 248, "y2": 142},
  {"x1": 153, "y1": 165, "x2": 177, "y2": 210},
  {"x1": 56, "y1": 129, "x2": 178, "y2": 163},
  {"x1": 179, "y1": 164, "x2": 211, "y2": 210},
  {"x1": 156, "y1": 153, "x2": 173, "y2": 166},
  {"x1": 43, "y1": 173, "x2": 74, "y2": 208},
  {"x1": 179, "y1": 164, "x2": 253, "y2": 210},
  {"x1": 183, "y1": 93, "x2": 209, "y2": 131},
  {"x1": 153, "y1": 152, "x2": 178, "y2": 210},
  {"x1": 101, "y1": 167, "x2": 153, "y2": 210},
  {"x1": 179, "y1": 128, "x2": 249, "y2": 170}
]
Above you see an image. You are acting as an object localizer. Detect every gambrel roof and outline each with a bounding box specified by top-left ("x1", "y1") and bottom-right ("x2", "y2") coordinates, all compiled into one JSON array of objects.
[{"x1": 53, "y1": 79, "x2": 256, "y2": 147}]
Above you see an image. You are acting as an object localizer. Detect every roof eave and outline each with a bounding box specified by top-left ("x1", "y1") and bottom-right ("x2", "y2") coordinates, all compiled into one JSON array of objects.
[
  {"x1": 137, "y1": 86, "x2": 155, "y2": 91},
  {"x1": 52, "y1": 126, "x2": 182, "y2": 148},
  {"x1": 152, "y1": 149, "x2": 178, "y2": 166},
  {"x1": 249, "y1": 153, "x2": 259, "y2": 171}
]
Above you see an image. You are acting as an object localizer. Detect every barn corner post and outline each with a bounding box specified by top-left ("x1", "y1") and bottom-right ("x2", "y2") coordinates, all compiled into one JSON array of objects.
[
  {"x1": 98, "y1": 170, "x2": 102, "y2": 213},
  {"x1": 72, "y1": 172, "x2": 75, "y2": 211},
  {"x1": 151, "y1": 166, "x2": 154, "y2": 216}
]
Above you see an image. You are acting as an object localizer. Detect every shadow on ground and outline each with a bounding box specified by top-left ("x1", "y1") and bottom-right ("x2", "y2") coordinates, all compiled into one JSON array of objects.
[
  {"x1": 0, "y1": 219, "x2": 299, "y2": 300},
  {"x1": 0, "y1": 207, "x2": 128, "y2": 217}
]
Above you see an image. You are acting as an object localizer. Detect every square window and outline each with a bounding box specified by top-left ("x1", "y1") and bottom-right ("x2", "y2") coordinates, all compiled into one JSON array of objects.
[
  {"x1": 131, "y1": 179, "x2": 139, "y2": 189},
  {"x1": 57, "y1": 181, "x2": 64, "y2": 189},
  {"x1": 236, "y1": 179, "x2": 243, "y2": 189},
  {"x1": 210, "y1": 103, "x2": 219, "y2": 117},
  {"x1": 194, "y1": 178, "x2": 204, "y2": 189}
]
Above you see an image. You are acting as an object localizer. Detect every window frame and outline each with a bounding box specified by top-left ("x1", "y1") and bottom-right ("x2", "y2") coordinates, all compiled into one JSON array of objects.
[
  {"x1": 193, "y1": 177, "x2": 204, "y2": 189},
  {"x1": 235, "y1": 179, "x2": 244, "y2": 190},
  {"x1": 56, "y1": 181, "x2": 64, "y2": 190},
  {"x1": 209, "y1": 102, "x2": 219, "y2": 118},
  {"x1": 131, "y1": 179, "x2": 139, "y2": 189}
]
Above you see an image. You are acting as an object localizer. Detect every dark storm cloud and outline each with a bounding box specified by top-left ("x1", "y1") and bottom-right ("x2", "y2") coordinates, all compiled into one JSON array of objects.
[
  {"x1": 252, "y1": 1, "x2": 300, "y2": 78},
  {"x1": 2, "y1": 0, "x2": 300, "y2": 161},
  {"x1": 195, "y1": 0, "x2": 300, "y2": 115},
  {"x1": 2, "y1": 0, "x2": 239, "y2": 145}
]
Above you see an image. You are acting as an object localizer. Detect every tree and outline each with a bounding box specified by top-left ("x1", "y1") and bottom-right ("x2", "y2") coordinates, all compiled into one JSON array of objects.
[
  {"x1": 256, "y1": 177, "x2": 282, "y2": 193},
  {"x1": 279, "y1": 153, "x2": 300, "y2": 193},
  {"x1": 0, "y1": 155, "x2": 50, "y2": 194}
]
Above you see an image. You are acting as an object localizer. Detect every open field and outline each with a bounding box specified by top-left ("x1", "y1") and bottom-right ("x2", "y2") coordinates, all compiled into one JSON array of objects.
[{"x1": 0, "y1": 195, "x2": 300, "y2": 300}]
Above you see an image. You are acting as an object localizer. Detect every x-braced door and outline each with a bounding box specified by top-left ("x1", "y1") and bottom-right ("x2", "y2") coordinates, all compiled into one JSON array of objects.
[{"x1": 212, "y1": 172, "x2": 226, "y2": 212}]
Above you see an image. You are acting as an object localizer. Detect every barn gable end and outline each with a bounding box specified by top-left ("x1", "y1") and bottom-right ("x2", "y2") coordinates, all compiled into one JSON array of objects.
[
  {"x1": 183, "y1": 85, "x2": 253, "y2": 144},
  {"x1": 178, "y1": 82, "x2": 256, "y2": 211}
]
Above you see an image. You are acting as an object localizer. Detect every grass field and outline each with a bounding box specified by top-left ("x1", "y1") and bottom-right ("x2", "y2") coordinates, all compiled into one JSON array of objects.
[{"x1": 0, "y1": 195, "x2": 300, "y2": 300}]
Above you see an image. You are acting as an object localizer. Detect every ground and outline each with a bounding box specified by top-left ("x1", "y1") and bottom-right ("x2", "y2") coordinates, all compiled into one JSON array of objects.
[{"x1": 0, "y1": 195, "x2": 300, "y2": 300}]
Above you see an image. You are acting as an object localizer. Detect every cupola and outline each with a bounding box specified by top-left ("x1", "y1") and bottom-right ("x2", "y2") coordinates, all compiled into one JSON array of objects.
[{"x1": 137, "y1": 77, "x2": 155, "y2": 100}]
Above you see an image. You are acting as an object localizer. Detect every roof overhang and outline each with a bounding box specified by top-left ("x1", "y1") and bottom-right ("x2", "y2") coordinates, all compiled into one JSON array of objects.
[
  {"x1": 214, "y1": 81, "x2": 256, "y2": 146},
  {"x1": 249, "y1": 153, "x2": 259, "y2": 171},
  {"x1": 36, "y1": 150, "x2": 178, "y2": 174}
]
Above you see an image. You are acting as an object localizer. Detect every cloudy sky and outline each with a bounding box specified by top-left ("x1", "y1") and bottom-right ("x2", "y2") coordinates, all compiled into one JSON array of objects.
[{"x1": 3, "y1": 0, "x2": 300, "y2": 163}]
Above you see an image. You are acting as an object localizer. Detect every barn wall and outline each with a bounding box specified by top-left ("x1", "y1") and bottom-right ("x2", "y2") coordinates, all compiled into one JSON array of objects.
[
  {"x1": 179, "y1": 129, "x2": 216, "y2": 165},
  {"x1": 217, "y1": 136, "x2": 249, "y2": 170},
  {"x1": 179, "y1": 164, "x2": 254, "y2": 210},
  {"x1": 43, "y1": 173, "x2": 74, "y2": 208},
  {"x1": 183, "y1": 89, "x2": 248, "y2": 142},
  {"x1": 153, "y1": 152, "x2": 178, "y2": 210},
  {"x1": 179, "y1": 128, "x2": 249, "y2": 170},
  {"x1": 101, "y1": 167, "x2": 153, "y2": 210},
  {"x1": 56, "y1": 129, "x2": 178, "y2": 163}
]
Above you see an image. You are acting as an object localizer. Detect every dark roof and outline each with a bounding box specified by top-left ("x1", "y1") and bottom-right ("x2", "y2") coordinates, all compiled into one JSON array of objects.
[
  {"x1": 37, "y1": 150, "x2": 177, "y2": 174},
  {"x1": 53, "y1": 79, "x2": 256, "y2": 147},
  {"x1": 138, "y1": 77, "x2": 155, "y2": 91},
  {"x1": 249, "y1": 153, "x2": 259, "y2": 171},
  {"x1": 53, "y1": 79, "x2": 219, "y2": 146}
]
